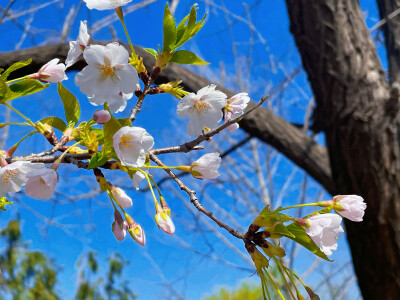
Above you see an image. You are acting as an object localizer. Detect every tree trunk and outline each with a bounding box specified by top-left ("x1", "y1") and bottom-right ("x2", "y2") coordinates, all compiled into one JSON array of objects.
[{"x1": 285, "y1": 0, "x2": 400, "y2": 299}]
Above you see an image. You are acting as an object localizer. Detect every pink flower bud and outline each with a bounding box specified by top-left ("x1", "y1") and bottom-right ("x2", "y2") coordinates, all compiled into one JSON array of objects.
[
  {"x1": 155, "y1": 213, "x2": 175, "y2": 235},
  {"x1": 111, "y1": 187, "x2": 132, "y2": 208},
  {"x1": 333, "y1": 195, "x2": 366, "y2": 222},
  {"x1": 93, "y1": 110, "x2": 111, "y2": 124},
  {"x1": 112, "y1": 211, "x2": 128, "y2": 242},
  {"x1": 28, "y1": 58, "x2": 67, "y2": 83},
  {"x1": 128, "y1": 224, "x2": 146, "y2": 246}
]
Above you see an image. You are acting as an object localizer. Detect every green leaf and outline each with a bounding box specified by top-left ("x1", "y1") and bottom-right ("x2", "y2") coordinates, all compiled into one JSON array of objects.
[
  {"x1": 117, "y1": 118, "x2": 132, "y2": 127},
  {"x1": 0, "y1": 68, "x2": 4, "y2": 74},
  {"x1": 103, "y1": 104, "x2": 123, "y2": 153},
  {"x1": 0, "y1": 76, "x2": 10, "y2": 99},
  {"x1": 174, "y1": 5, "x2": 206, "y2": 49},
  {"x1": 40, "y1": 116, "x2": 68, "y2": 132},
  {"x1": 273, "y1": 223, "x2": 295, "y2": 238},
  {"x1": 162, "y1": 3, "x2": 177, "y2": 52},
  {"x1": 8, "y1": 79, "x2": 48, "y2": 100},
  {"x1": 0, "y1": 197, "x2": 14, "y2": 211},
  {"x1": 169, "y1": 50, "x2": 209, "y2": 65},
  {"x1": 1, "y1": 59, "x2": 32, "y2": 81},
  {"x1": 285, "y1": 222, "x2": 331, "y2": 261},
  {"x1": 57, "y1": 82, "x2": 80, "y2": 127},
  {"x1": 87, "y1": 152, "x2": 110, "y2": 169},
  {"x1": 144, "y1": 48, "x2": 158, "y2": 59}
]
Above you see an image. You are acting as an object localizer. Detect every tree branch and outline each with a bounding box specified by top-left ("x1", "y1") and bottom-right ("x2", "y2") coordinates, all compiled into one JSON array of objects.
[{"x1": 0, "y1": 43, "x2": 334, "y2": 193}]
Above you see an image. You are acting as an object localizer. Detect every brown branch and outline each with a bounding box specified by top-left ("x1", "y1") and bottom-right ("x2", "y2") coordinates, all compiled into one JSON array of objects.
[{"x1": 148, "y1": 152, "x2": 245, "y2": 240}]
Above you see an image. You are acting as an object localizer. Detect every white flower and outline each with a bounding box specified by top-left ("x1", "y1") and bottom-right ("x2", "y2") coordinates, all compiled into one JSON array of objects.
[
  {"x1": 128, "y1": 224, "x2": 146, "y2": 246},
  {"x1": 131, "y1": 168, "x2": 147, "y2": 190},
  {"x1": 0, "y1": 162, "x2": 44, "y2": 196},
  {"x1": 191, "y1": 152, "x2": 221, "y2": 179},
  {"x1": 88, "y1": 92, "x2": 133, "y2": 114},
  {"x1": 305, "y1": 214, "x2": 344, "y2": 256},
  {"x1": 113, "y1": 126, "x2": 154, "y2": 168},
  {"x1": 333, "y1": 195, "x2": 366, "y2": 222},
  {"x1": 224, "y1": 93, "x2": 250, "y2": 132},
  {"x1": 84, "y1": 0, "x2": 132, "y2": 10},
  {"x1": 75, "y1": 43, "x2": 138, "y2": 111},
  {"x1": 155, "y1": 213, "x2": 175, "y2": 235},
  {"x1": 65, "y1": 21, "x2": 90, "y2": 68},
  {"x1": 111, "y1": 186, "x2": 132, "y2": 208},
  {"x1": 177, "y1": 84, "x2": 227, "y2": 136},
  {"x1": 25, "y1": 168, "x2": 58, "y2": 200},
  {"x1": 28, "y1": 59, "x2": 67, "y2": 83}
]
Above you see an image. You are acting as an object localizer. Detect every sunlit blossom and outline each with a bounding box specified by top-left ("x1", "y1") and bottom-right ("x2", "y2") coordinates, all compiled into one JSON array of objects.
[
  {"x1": 224, "y1": 93, "x2": 250, "y2": 132},
  {"x1": 113, "y1": 126, "x2": 154, "y2": 168},
  {"x1": 65, "y1": 20, "x2": 90, "y2": 68},
  {"x1": 0, "y1": 161, "x2": 44, "y2": 197},
  {"x1": 177, "y1": 84, "x2": 227, "y2": 136},
  {"x1": 305, "y1": 213, "x2": 344, "y2": 256},
  {"x1": 191, "y1": 152, "x2": 221, "y2": 179},
  {"x1": 75, "y1": 43, "x2": 138, "y2": 112},
  {"x1": 25, "y1": 168, "x2": 58, "y2": 200}
]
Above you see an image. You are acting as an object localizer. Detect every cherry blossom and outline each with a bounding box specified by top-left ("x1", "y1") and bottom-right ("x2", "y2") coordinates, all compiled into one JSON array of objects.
[
  {"x1": 75, "y1": 43, "x2": 138, "y2": 111},
  {"x1": 65, "y1": 21, "x2": 90, "y2": 68},
  {"x1": 0, "y1": 161, "x2": 44, "y2": 196},
  {"x1": 111, "y1": 186, "x2": 132, "y2": 208},
  {"x1": 155, "y1": 213, "x2": 175, "y2": 235},
  {"x1": 305, "y1": 213, "x2": 344, "y2": 256},
  {"x1": 191, "y1": 152, "x2": 221, "y2": 179},
  {"x1": 88, "y1": 92, "x2": 133, "y2": 113},
  {"x1": 112, "y1": 211, "x2": 128, "y2": 241},
  {"x1": 177, "y1": 84, "x2": 227, "y2": 136},
  {"x1": 84, "y1": 0, "x2": 133, "y2": 10},
  {"x1": 113, "y1": 126, "x2": 154, "y2": 168},
  {"x1": 224, "y1": 93, "x2": 250, "y2": 132},
  {"x1": 333, "y1": 195, "x2": 366, "y2": 222},
  {"x1": 25, "y1": 168, "x2": 58, "y2": 200},
  {"x1": 92, "y1": 109, "x2": 111, "y2": 124},
  {"x1": 28, "y1": 58, "x2": 67, "y2": 83}
]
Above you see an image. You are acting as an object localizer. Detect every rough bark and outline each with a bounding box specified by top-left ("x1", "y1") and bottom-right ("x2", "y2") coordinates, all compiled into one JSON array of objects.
[
  {"x1": 286, "y1": 0, "x2": 400, "y2": 299},
  {"x1": 0, "y1": 43, "x2": 335, "y2": 193},
  {"x1": 377, "y1": 0, "x2": 400, "y2": 84}
]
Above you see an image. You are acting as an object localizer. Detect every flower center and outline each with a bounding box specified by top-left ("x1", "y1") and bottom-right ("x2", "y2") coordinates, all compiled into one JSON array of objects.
[
  {"x1": 120, "y1": 135, "x2": 134, "y2": 147},
  {"x1": 40, "y1": 177, "x2": 46, "y2": 185},
  {"x1": 99, "y1": 65, "x2": 115, "y2": 79},
  {"x1": 193, "y1": 99, "x2": 211, "y2": 113},
  {"x1": 1, "y1": 169, "x2": 18, "y2": 184}
]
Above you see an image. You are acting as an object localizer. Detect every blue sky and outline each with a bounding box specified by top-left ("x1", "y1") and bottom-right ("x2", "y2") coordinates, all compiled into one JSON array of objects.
[{"x1": 0, "y1": 0, "x2": 384, "y2": 298}]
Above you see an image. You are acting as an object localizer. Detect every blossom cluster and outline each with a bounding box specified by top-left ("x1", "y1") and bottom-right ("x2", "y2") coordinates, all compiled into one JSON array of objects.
[{"x1": 0, "y1": 2, "x2": 368, "y2": 298}]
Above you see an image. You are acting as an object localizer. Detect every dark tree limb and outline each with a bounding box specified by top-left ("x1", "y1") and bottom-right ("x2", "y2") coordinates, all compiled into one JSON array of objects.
[
  {"x1": 0, "y1": 43, "x2": 334, "y2": 194},
  {"x1": 377, "y1": 0, "x2": 400, "y2": 84},
  {"x1": 286, "y1": 0, "x2": 400, "y2": 299}
]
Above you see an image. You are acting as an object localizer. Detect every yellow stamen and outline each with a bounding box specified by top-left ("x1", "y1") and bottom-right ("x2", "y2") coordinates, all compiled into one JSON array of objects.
[
  {"x1": 193, "y1": 99, "x2": 211, "y2": 113},
  {"x1": 120, "y1": 135, "x2": 134, "y2": 147},
  {"x1": 99, "y1": 64, "x2": 115, "y2": 79},
  {"x1": 40, "y1": 178, "x2": 45, "y2": 185},
  {"x1": 1, "y1": 169, "x2": 18, "y2": 184}
]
